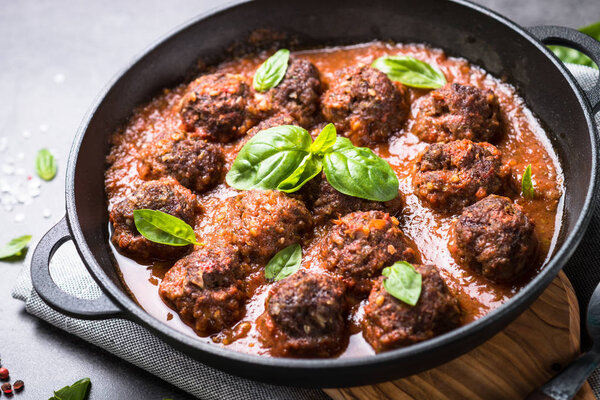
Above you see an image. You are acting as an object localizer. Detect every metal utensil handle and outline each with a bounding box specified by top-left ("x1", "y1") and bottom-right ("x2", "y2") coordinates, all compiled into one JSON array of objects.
[
  {"x1": 30, "y1": 216, "x2": 122, "y2": 319},
  {"x1": 528, "y1": 25, "x2": 600, "y2": 113}
]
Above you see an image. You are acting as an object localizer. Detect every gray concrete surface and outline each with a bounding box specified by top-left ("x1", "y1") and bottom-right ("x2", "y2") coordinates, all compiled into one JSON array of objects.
[{"x1": 0, "y1": 1, "x2": 598, "y2": 399}]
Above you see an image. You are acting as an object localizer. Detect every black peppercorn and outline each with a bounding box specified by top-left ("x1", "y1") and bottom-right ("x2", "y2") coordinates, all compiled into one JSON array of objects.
[
  {"x1": 0, "y1": 367, "x2": 8, "y2": 380},
  {"x1": 1, "y1": 382, "x2": 12, "y2": 395},
  {"x1": 13, "y1": 380, "x2": 24, "y2": 391}
]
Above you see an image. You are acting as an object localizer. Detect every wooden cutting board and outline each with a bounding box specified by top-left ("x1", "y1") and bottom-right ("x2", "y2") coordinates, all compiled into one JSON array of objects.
[{"x1": 325, "y1": 271, "x2": 594, "y2": 400}]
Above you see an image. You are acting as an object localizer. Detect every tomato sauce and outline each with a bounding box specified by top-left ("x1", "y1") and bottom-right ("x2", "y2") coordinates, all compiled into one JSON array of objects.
[{"x1": 105, "y1": 42, "x2": 563, "y2": 358}]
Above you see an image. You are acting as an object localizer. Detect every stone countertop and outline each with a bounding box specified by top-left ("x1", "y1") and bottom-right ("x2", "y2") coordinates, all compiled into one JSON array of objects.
[{"x1": 0, "y1": 1, "x2": 597, "y2": 399}]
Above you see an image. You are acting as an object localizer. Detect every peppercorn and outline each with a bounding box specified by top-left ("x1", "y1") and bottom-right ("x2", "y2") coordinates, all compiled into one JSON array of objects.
[
  {"x1": 13, "y1": 380, "x2": 24, "y2": 391},
  {"x1": 1, "y1": 382, "x2": 12, "y2": 395},
  {"x1": 0, "y1": 367, "x2": 8, "y2": 380}
]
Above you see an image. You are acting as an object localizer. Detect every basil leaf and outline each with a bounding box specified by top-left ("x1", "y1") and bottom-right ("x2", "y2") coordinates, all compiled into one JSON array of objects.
[
  {"x1": 277, "y1": 153, "x2": 323, "y2": 193},
  {"x1": 226, "y1": 125, "x2": 312, "y2": 190},
  {"x1": 382, "y1": 261, "x2": 422, "y2": 306},
  {"x1": 331, "y1": 136, "x2": 354, "y2": 151},
  {"x1": 133, "y1": 209, "x2": 200, "y2": 246},
  {"x1": 36, "y1": 148, "x2": 57, "y2": 181},
  {"x1": 549, "y1": 21, "x2": 600, "y2": 69},
  {"x1": 0, "y1": 235, "x2": 32, "y2": 259},
  {"x1": 323, "y1": 146, "x2": 399, "y2": 201},
  {"x1": 372, "y1": 55, "x2": 446, "y2": 89},
  {"x1": 264, "y1": 243, "x2": 302, "y2": 281},
  {"x1": 310, "y1": 123, "x2": 337, "y2": 155},
  {"x1": 50, "y1": 377, "x2": 91, "y2": 400},
  {"x1": 253, "y1": 49, "x2": 290, "y2": 92},
  {"x1": 521, "y1": 164, "x2": 535, "y2": 199}
]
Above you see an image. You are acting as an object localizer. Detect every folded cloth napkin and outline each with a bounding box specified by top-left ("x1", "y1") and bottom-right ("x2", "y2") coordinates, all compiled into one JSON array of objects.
[{"x1": 12, "y1": 64, "x2": 600, "y2": 400}]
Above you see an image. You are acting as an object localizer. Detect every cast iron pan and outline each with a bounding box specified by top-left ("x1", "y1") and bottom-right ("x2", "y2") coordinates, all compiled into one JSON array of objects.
[{"x1": 29, "y1": 0, "x2": 600, "y2": 387}]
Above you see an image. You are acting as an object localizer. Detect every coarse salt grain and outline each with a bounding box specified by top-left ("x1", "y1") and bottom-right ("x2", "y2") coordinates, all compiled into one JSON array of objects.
[
  {"x1": 43, "y1": 208, "x2": 52, "y2": 218},
  {"x1": 14, "y1": 214, "x2": 25, "y2": 222}
]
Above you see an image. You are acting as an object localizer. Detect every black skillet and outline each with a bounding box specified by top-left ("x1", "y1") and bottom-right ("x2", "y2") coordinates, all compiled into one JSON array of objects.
[{"x1": 29, "y1": 0, "x2": 600, "y2": 388}]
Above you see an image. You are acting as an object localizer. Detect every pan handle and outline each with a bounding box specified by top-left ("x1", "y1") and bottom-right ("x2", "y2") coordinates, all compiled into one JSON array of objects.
[
  {"x1": 31, "y1": 216, "x2": 123, "y2": 319},
  {"x1": 528, "y1": 25, "x2": 600, "y2": 113}
]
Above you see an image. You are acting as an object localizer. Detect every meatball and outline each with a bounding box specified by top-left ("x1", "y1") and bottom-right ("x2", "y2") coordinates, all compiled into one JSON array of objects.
[
  {"x1": 269, "y1": 58, "x2": 322, "y2": 127},
  {"x1": 412, "y1": 83, "x2": 503, "y2": 143},
  {"x1": 449, "y1": 195, "x2": 537, "y2": 283},
  {"x1": 363, "y1": 265, "x2": 461, "y2": 352},
  {"x1": 296, "y1": 173, "x2": 403, "y2": 225},
  {"x1": 236, "y1": 114, "x2": 298, "y2": 152},
  {"x1": 211, "y1": 190, "x2": 313, "y2": 264},
  {"x1": 179, "y1": 73, "x2": 257, "y2": 142},
  {"x1": 137, "y1": 132, "x2": 225, "y2": 193},
  {"x1": 257, "y1": 271, "x2": 347, "y2": 357},
  {"x1": 413, "y1": 139, "x2": 506, "y2": 212},
  {"x1": 110, "y1": 178, "x2": 200, "y2": 261},
  {"x1": 321, "y1": 65, "x2": 409, "y2": 146},
  {"x1": 159, "y1": 246, "x2": 247, "y2": 335},
  {"x1": 314, "y1": 211, "x2": 414, "y2": 294}
]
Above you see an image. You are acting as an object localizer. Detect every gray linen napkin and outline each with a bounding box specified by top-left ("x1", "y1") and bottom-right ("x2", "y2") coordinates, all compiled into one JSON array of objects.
[{"x1": 11, "y1": 64, "x2": 600, "y2": 400}]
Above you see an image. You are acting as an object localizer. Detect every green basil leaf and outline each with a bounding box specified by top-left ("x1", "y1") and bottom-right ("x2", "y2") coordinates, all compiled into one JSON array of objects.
[
  {"x1": 264, "y1": 243, "x2": 302, "y2": 281},
  {"x1": 133, "y1": 209, "x2": 200, "y2": 246},
  {"x1": 50, "y1": 377, "x2": 91, "y2": 400},
  {"x1": 521, "y1": 164, "x2": 535, "y2": 199},
  {"x1": 549, "y1": 21, "x2": 600, "y2": 69},
  {"x1": 323, "y1": 146, "x2": 399, "y2": 201},
  {"x1": 277, "y1": 153, "x2": 323, "y2": 193},
  {"x1": 372, "y1": 55, "x2": 446, "y2": 89},
  {"x1": 331, "y1": 136, "x2": 354, "y2": 151},
  {"x1": 0, "y1": 235, "x2": 32, "y2": 259},
  {"x1": 382, "y1": 261, "x2": 422, "y2": 306},
  {"x1": 226, "y1": 125, "x2": 312, "y2": 190},
  {"x1": 36, "y1": 148, "x2": 57, "y2": 181},
  {"x1": 310, "y1": 123, "x2": 337, "y2": 155},
  {"x1": 253, "y1": 49, "x2": 290, "y2": 92}
]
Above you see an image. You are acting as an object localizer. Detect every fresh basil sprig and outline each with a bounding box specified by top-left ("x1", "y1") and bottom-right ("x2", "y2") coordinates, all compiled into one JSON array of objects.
[
  {"x1": 226, "y1": 123, "x2": 399, "y2": 201},
  {"x1": 133, "y1": 209, "x2": 201, "y2": 246},
  {"x1": 382, "y1": 261, "x2": 422, "y2": 306},
  {"x1": 0, "y1": 234, "x2": 32, "y2": 259},
  {"x1": 36, "y1": 148, "x2": 58, "y2": 181},
  {"x1": 521, "y1": 164, "x2": 535, "y2": 199},
  {"x1": 549, "y1": 21, "x2": 599, "y2": 69},
  {"x1": 253, "y1": 49, "x2": 290, "y2": 92},
  {"x1": 264, "y1": 243, "x2": 302, "y2": 281},
  {"x1": 50, "y1": 377, "x2": 91, "y2": 400},
  {"x1": 372, "y1": 55, "x2": 446, "y2": 89}
]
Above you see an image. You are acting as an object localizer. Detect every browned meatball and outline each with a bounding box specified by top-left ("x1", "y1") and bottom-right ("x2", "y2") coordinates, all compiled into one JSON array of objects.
[
  {"x1": 296, "y1": 173, "x2": 403, "y2": 225},
  {"x1": 413, "y1": 139, "x2": 507, "y2": 212},
  {"x1": 269, "y1": 58, "x2": 321, "y2": 127},
  {"x1": 179, "y1": 73, "x2": 257, "y2": 142},
  {"x1": 137, "y1": 132, "x2": 225, "y2": 193},
  {"x1": 363, "y1": 265, "x2": 461, "y2": 352},
  {"x1": 412, "y1": 83, "x2": 503, "y2": 143},
  {"x1": 321, "y1": 65, "x2": 409, "y2": 146},
  {"x1": 109, "y1": 178, "x2": 200, "y2": 261},
  {"x1": 257, "y1": 271, "x2": 347, "y2": 357},
  {"x1": 449, "y1": 195, "x2": 537, "y2": 283},
  {"x1": 159, "y1": 246, "x2": 247, "y2": 335},
  {"x1": 211, "y1": 190, "x2": 313, "y2": 264},
  {"x1": 313, "y1": 211, "x2": 414, "y2": 295},
  {"x1": 236, "y1": 114, "x2": 298, "y2": 152}
]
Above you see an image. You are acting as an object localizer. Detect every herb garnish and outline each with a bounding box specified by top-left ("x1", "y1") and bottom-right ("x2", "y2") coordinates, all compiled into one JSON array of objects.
[
  {"x1": 382, "y1": 261, "x2": 422, "y2": 306},
  {"x1": 253, "y1": 49, "x2": 290, "y2": 92},
  {"x1": 133, "y1": 209, "x2": 201, "y2": 246},
  {"x1": 0, "y1": 235, "x2": 32, "y2": 259},
  {"x1": 36, "y1": 148, "x2": 57, "y2": 181},
  {"x1": 521, "y1": 164, "x2": 535, "y2": 199},
  {"x1": 264, "y1": 243, "x2": 302, "y2": 281},
  {"x1": 372, "y1": 55, "x2": 446, "y2": 89},
  {"x1": 549, "y1": 21, "x2": 600, "y2": 69},
  {"x1": 49, "y1": 377, "x2": 91, "y2": 400},
  {"x1": 226, "y1": 124, "x2": 399, "y2": 202}
]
